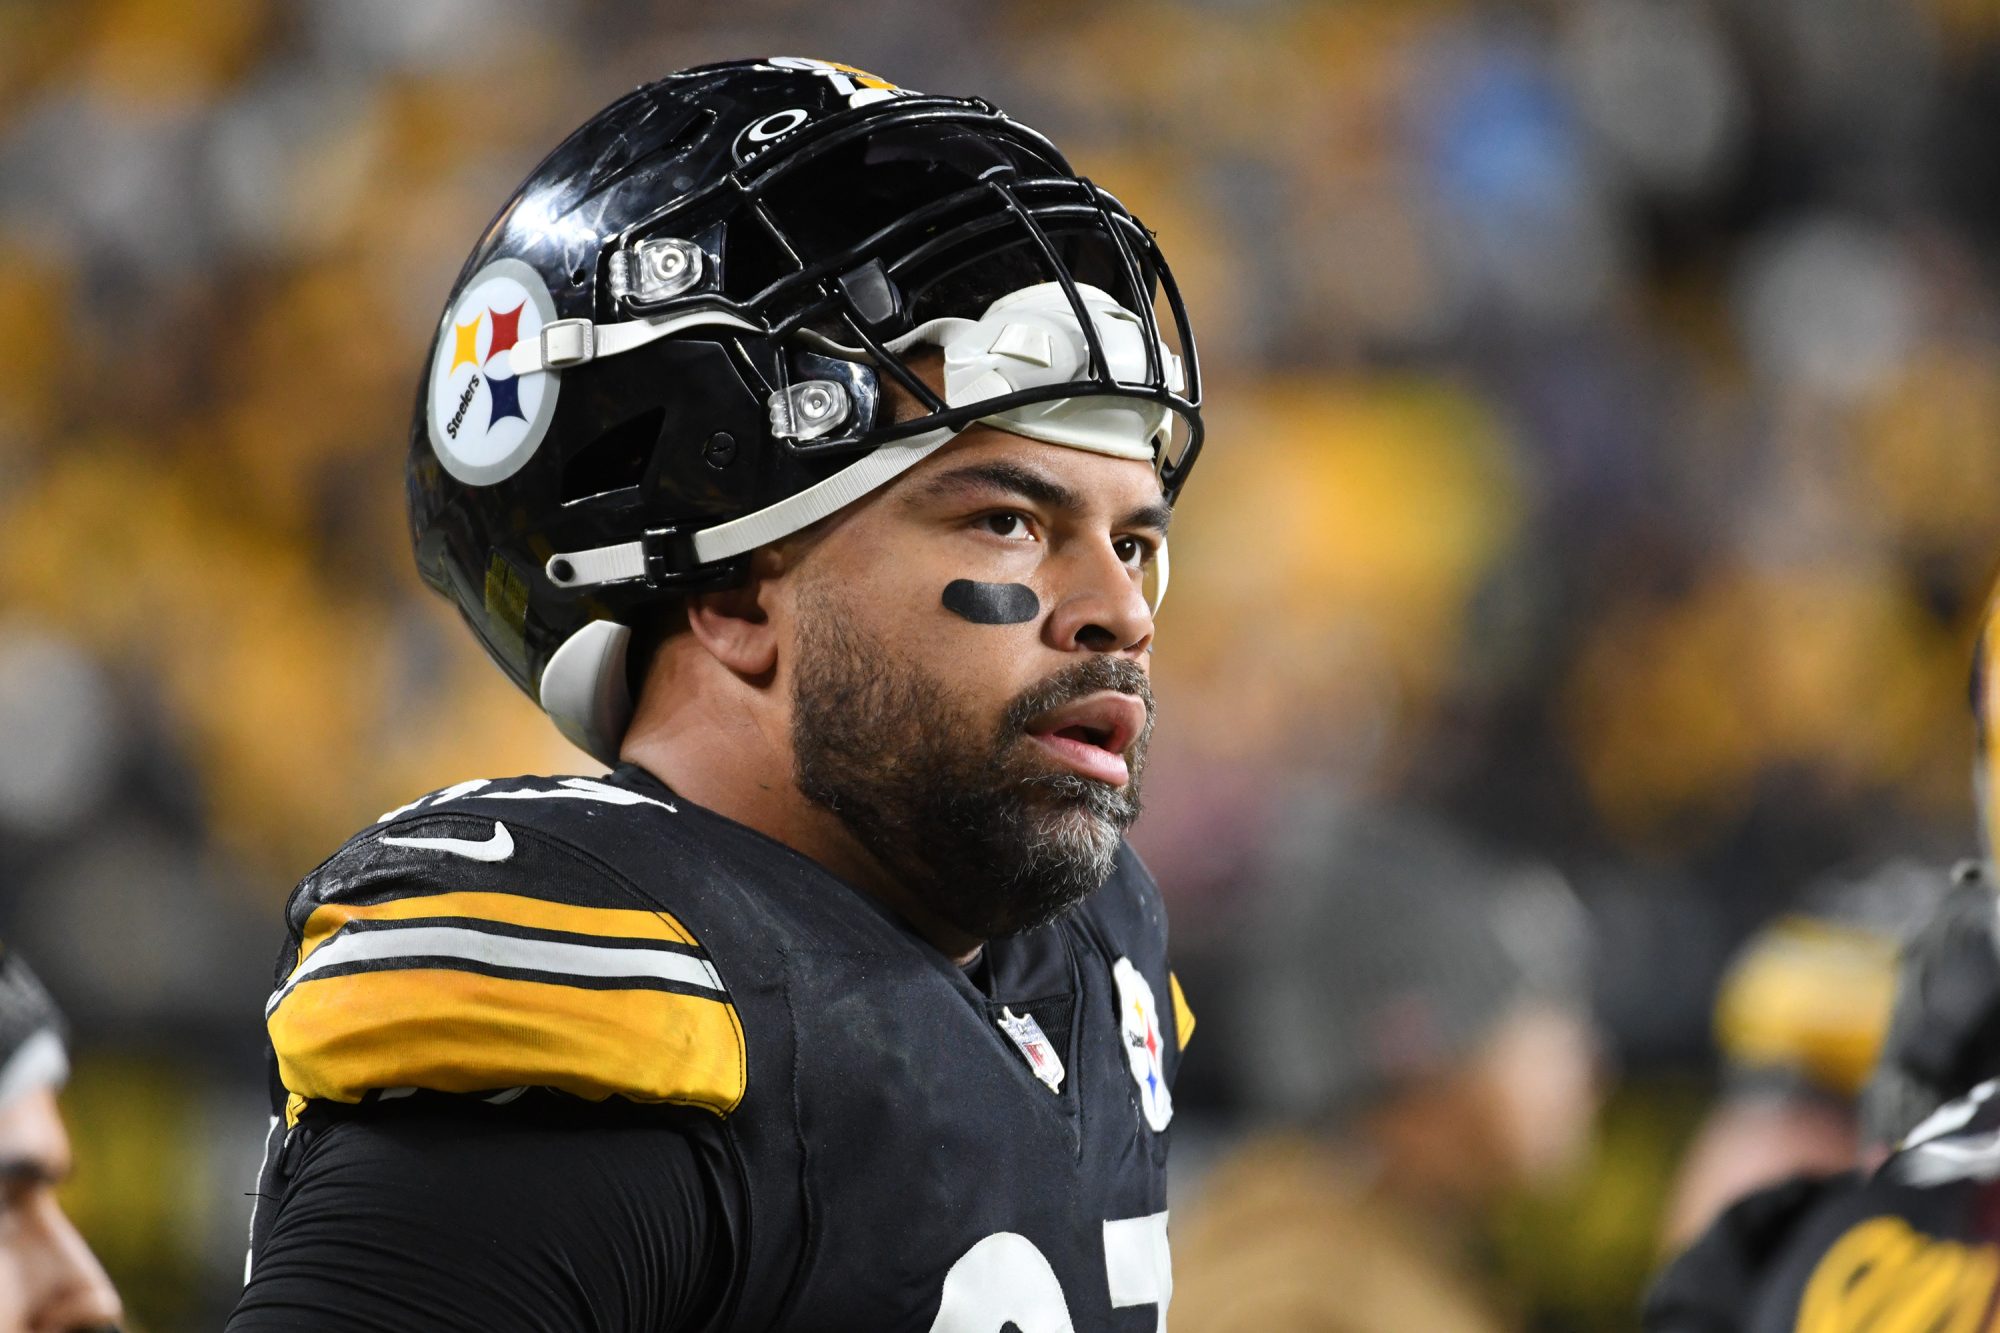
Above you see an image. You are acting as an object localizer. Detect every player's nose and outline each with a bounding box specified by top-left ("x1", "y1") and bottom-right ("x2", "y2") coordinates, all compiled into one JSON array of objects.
[
  {"x1": 1045, "y1": 538, "x2": 1154, "y2": 659},
  {"x1": 29, "y1": 1206, "x2": 121, "y2": 1333}
]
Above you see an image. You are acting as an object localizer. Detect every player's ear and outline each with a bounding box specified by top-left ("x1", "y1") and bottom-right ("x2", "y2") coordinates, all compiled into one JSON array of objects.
[{"x1": 685, "y1": 547, "x2": 784, "y2": 678}]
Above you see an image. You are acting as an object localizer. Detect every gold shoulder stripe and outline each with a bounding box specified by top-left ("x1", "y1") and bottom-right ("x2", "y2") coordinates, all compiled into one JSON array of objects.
[
  {"x1": 296, "y1": 890, "x2": 699, "y2": 970},
  {"x1": 275, "y1": 889, "x2": 745, "y2": 1116},
  {"x1": 270, "y1": 967, "x2": 747, "y2": 1115},
  {"x1": 1170, "y1": 971, "x2": 1194, "y2": 1051}
]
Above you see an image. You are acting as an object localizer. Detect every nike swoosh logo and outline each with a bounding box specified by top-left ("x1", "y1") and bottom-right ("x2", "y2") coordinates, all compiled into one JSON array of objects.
[{"x1": 380, "y1": 821, "x2": 515, "y2": 863}]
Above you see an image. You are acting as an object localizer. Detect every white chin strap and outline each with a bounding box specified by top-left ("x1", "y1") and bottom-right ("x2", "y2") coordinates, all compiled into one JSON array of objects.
[{"x1": 540, "y1": 280, "x2": 1181, "y2": 765}]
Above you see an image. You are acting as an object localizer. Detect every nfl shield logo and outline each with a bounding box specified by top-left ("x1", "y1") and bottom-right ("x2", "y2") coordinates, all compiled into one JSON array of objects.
[{"x1": 997, "y1": 1006, "x2": 1065, "y2": 1094}]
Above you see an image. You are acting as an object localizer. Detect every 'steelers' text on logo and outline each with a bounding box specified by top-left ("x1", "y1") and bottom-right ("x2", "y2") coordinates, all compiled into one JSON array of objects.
[{"x1": 445, "y1": 375, "x2": 480, "y2": 440}]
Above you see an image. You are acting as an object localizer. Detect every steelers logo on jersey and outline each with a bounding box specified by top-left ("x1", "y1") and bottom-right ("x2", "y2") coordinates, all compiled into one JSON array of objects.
[{"x1": 1114, "y1": 956, "x2": 1173, "y2": 1132}]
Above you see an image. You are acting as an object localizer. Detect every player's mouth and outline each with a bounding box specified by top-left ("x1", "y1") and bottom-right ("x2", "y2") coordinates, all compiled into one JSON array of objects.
[{"x1": 1023, "y1": 691, "x2": 1148, "y2": 787}]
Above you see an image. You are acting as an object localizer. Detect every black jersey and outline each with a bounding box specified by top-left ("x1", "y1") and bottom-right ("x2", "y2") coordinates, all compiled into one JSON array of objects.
[
  {"x1": 234, "y1": 765, "x2": 1191, "y2": 1332},
  {"x1": 1646, "y1": 1081, "x2": 2000, "y2": 1332}
]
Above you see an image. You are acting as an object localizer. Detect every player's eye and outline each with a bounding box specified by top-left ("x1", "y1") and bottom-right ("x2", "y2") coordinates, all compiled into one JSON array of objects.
[
  {"x1": 980, "y1": 512, "x2": 1036, "y2": 541},
  {"x1": 1113, "y1": 535, "x2": 1157, "y2": 569}
]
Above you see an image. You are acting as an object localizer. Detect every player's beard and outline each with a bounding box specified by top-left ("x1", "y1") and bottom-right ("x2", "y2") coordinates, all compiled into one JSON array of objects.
[{"x1": 790, "y1": 590, "x2": 1154, "y2": 941}]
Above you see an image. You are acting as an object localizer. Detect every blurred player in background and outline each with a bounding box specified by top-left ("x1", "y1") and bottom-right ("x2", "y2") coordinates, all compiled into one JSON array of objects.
[
  {"x1": 0, "y1": 943, "x2": 120, "y2": 1333},
  {"x1": 231, "y1": 57, "x2": 1200, "y2": 1331},
  {"x1": 1645, "y1": 864, "x2": 2000, "y2": 1329},
  {"x1": 1661, "y1": 862, "x2": 1945, "y2": 1248},
  {"x1": 1643, "y1": 593, "x2": 2000, "y2": 1330},
  {"x1": 1171, "y1": 802, "x2": 1599, "y2": 1333}
]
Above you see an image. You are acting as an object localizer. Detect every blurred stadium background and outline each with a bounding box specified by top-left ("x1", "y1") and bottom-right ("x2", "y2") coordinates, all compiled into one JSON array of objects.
[{"x1": 5, "y1": 0, "x2": 2000, "y2": 1327}]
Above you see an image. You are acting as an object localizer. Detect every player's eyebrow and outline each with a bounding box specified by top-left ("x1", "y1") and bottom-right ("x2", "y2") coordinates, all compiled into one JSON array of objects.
[
  {"x1": 1118, "y1": 498, "x2": 1174, "y2": 538},
  {"x1": 916, "y1": 460, "x2": 1081, "y2": 513},
  {"x1": 913, "y1": 461, "x2": 1172, "y2": 535}
]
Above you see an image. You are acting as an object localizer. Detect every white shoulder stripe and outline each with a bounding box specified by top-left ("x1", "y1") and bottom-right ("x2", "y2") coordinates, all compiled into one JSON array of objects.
[
  {"x1": 378, "y1": 778, "x2": 492, "y2": 824},
  {"x1": 471, "y1": 777, "x2": 676, "y2": 811},
  {"x1": 267, "y1": 924, "x2": 725, "y2": 1017},
  {"x1": 375, "y1": 775, "x2": 673, "y2": 826}
]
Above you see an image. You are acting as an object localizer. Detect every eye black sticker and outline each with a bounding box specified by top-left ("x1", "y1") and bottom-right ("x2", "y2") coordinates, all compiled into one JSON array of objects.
[{"x1": 942, "y1": 580, "x2": 1040, "y2": 625}]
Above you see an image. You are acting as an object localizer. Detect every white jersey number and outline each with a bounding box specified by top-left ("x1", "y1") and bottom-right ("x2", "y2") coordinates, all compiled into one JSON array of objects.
[{"x1": 927, "y1": 1212, "x2": 1171, "y2": 1333}]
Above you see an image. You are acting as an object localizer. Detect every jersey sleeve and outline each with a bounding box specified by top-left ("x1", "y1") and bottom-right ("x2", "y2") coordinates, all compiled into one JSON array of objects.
[
  {"x1": 265, "y1": 782, "x2": 747, "y2": 1122},
  {"x1": 228, "y1": 1103, "x2": 737, "y2": 1333}
]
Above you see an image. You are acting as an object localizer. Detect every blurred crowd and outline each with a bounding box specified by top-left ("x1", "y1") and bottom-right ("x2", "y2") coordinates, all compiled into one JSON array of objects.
[{"x1": 6, "y1": 0, "x2": 2000, "y2": 1327}]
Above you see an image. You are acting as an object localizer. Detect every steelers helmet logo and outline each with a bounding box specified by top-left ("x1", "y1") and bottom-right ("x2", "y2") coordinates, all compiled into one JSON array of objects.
[{"x1": 426, "y1": 258, "x2": 561, "y2": 485}]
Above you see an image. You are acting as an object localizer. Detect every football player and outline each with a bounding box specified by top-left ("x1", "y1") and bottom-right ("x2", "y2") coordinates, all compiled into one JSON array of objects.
[
  {"x1": 0, "y1": 944, "x2": 121, "y2": 1333},
  {"x1": 1643, "y1": 592, "x2": 2000, "y2": 1332},
  {"x1": 1660, "y1": 861, "x2": 1944, "y2": 1250},
  {"x1": 228, "y1": 58, "x2": 1199, "y2": 1332}
]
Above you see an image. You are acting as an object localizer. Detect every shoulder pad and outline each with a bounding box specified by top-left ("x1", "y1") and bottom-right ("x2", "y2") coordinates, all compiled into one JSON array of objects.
[{"x1": 267, "y1": 774, "x2": 745, "y2": 1120}]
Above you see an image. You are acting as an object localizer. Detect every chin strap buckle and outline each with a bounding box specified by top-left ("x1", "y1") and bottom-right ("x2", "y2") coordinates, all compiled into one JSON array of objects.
[
  {"x1": 536, "y1": 319, "x2": 596, "y2": 369},
  {"x1": 544, "y1": 526, "x2": 742, "y2": 591}
]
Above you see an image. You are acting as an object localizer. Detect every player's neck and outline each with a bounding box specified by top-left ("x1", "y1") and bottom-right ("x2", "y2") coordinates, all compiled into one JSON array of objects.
[{"x1": 620, "y1": 663, "x2": 986, "y2": 966}]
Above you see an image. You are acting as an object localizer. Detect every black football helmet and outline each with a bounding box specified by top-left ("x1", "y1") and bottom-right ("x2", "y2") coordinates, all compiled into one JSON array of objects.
[{"x1": 407, "y1": 57, "x2": 1203, "y2": 761}]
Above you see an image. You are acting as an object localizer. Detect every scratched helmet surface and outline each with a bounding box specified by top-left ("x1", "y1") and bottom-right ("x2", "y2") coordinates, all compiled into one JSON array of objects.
[{"x1": 407, "y1": 57, "x2": 1203, "y2": 762}]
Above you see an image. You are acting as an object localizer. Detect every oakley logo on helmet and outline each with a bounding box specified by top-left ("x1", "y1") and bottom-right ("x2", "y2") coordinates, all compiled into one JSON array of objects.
[
  {"x1": 426, "y1": 257, "x2": 562, "y2": 485},
  {"x1": 746, "y1": 109, "x2": 810, "y2": 143}
]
